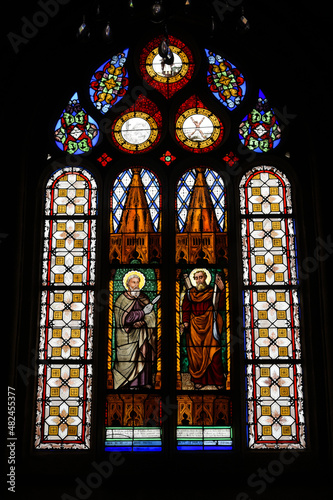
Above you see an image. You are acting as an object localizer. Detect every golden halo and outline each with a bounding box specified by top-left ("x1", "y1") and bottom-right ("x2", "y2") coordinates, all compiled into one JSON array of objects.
[
  {"x1": 189, "y1": 268, "x2": 212, "y2": 287},
  {"x1": 123, "y1": 271, "x2": 146, "y2": 290}
]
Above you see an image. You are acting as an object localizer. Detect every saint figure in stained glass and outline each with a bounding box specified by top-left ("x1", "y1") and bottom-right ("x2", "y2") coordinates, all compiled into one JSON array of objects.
[
  {"x1": 112, "y1": 271, "x2": 160, "y2": 389},
  {"x1": 180, "y1": 269, "x2": 226, "y2": 389}
]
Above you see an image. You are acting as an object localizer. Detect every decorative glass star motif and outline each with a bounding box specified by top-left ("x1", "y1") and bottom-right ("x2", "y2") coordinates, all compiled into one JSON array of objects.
[
  {"x1": 97, "y1": 153, "x2": 112, "y2": 166},
  {"x1": 160, "y1": 150, "x2": 176, "y2": 165},
  {"x1": 223, "y1": 151, "x2": 239, "y2": 167}
]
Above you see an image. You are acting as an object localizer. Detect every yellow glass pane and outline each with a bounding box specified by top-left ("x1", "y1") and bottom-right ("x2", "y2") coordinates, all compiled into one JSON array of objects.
[
  {"x1": 282, "y1": 425, "x2": 291, "y2": 436},
  {"x1": 262, "y1": 426, "x2": 272, "y2": 435},
  {"x1": 272, "y1": 221, "x2": 281, "y2": 230},
  {"x1": 281, "y1": 406, "x2": 290, "y2": 416},
  {"x1": 256, "y1": 273, "x2": 266, "y2": 282},
  {"x1": 258, "y1": 292, "x2": 267, "y2": 301},
  {"x1": 280, "y1": 367, "x2": 289, "y2": 377},
  {"x1": 280, "y1": 387, "x2": 289, "y2": 396},
  {"x1": 260, "y1": 347, "x2": 269, "y2": 356},
  {"x1": 258, "y1": 311, "x2": 268, "y2": 319}
]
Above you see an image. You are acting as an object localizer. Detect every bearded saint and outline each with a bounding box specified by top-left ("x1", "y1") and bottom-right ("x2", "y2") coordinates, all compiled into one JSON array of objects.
[
  {"x1": 181, "y1": 270, "x2": 226, "y2": 389},
  {"x1": 113, "y1": 274, "x2": 156, "y2": 389}
]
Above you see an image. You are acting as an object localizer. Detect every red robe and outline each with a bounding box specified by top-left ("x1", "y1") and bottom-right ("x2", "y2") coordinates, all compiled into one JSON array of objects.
[{"x1": 182, "y1": 286, "x2": 225, "y2": 386}]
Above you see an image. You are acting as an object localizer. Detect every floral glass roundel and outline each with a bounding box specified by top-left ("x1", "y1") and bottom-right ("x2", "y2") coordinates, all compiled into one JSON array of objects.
[
  {"x1": 89, "y1": 49, "x2": 129, "y2": 114},
  {"x1": 139, "y1": 35, "x2": 195, "y2": 99},
  {"x1": 111, "y1": 95, "x2": 162, "y2": 153},
  {"x1": 205, "y1": 49, "x2": 246, "y2": 110},
  {"x1": 54, "y1": 93, "x2": 99, "y2": 155},
  {"x1": 239, "y1": 90, "x2": 281, "y2": 153},
  {"x1": 175, "y1": 95, "x2": 224, "y2": 153}
]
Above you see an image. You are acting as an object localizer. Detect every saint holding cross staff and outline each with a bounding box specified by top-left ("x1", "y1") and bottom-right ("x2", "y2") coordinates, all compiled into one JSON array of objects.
[{"x1": 180, "y1": 268, "x2": 226, "y2": 389}]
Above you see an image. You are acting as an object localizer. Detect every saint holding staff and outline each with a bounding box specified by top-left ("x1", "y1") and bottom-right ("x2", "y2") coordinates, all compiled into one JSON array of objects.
[
  {"x1": 113, "y1": 271, "x2": 160, "y2": 390},
  {"x1": 180, "y1": 268, "x2": 226, "y2": 389}
]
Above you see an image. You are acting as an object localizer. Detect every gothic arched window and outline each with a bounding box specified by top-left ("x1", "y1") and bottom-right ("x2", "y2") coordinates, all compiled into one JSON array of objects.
[
  {"x1": 34, "y1": 31, "x2": 306, "y2": 454},
  {"x1": 35, "y1": 167, "x2": 97, "y2": 449}
]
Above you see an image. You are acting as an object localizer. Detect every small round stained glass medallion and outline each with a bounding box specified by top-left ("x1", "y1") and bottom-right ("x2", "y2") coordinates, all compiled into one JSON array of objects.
[
  {"x1": 112, "y1": 96, "x2": 162, "y2": 153},
  {"x1": 175, "y1": 102, "x2": 223, "y2": 153}
]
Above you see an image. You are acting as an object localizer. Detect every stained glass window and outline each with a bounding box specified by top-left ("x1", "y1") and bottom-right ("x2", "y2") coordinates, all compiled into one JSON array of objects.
[
  {"x1": 35, "y1": 167, "x2": 97, "y2": 449},
  {"x1": 240, "y1": 166, "x2": 306, "y2": 449},
  {"x1": 175, "y1": 167, "x2": 232, "y2": 450},
  {"x1": 139, "y1": 35, "x2": 195, "y2": 99},
  {"x1": 36, "y1": 30, "x2": 308, "y2": 456},
  {"x1": 205, "y1": 49, "x2": 246, "y2": 110},
  {"x1": 54, "y1": 93, "x2": 100, "y2": 155},
  {"x1": 111, "y1": 95, "x2": 162, "y2": 153},
  {"x1": 89, "y1": 49, "x2": 129, "y2": 114},
  {"x1": 175, "y1": 95, "x2": 224, "y2": 153},
  {"x1": 239, "y1": 90, "x2": 281, "y2": 153},
  {"x1": 106, "y1": 168, "x2": 162, "y2": 451}
]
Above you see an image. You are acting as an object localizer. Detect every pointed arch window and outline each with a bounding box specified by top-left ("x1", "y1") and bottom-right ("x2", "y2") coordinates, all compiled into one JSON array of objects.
[
  {"x1": 175, "y1": 167, "x2": 231, "y2": 450},
  {"x1": 106, "y1": 167, "x2": 162, "y2": 451},
  {"x1": 34, "y1": 30, "x2": 309, "y2": 456},
  {"x1": 240, "y1": 166, "x2": 306, "y2": 449},
  {"x1": 35, "y1": 167, "x2": 97, "y2": 449}
]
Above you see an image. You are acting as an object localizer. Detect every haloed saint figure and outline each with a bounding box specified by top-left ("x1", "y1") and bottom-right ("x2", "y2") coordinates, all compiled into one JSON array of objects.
[
  {"x1": 113, "y1": 271, "x2": 159, "y2": 390},
  {"x1": 180, "y1": 269, "x2": 226, "y2": 389}
]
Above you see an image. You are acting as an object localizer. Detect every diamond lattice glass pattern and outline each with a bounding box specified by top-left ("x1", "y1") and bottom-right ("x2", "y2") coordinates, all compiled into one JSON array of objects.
[
  {"x1": 35, "y1": 167, "x2": 97, "y2": 450},
  {"x1": 246, "y1": 363, "x2": 306, "y2": 448},
  {"x1": 240, "y1": 166, "x2": 305, "y2": 449}
]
